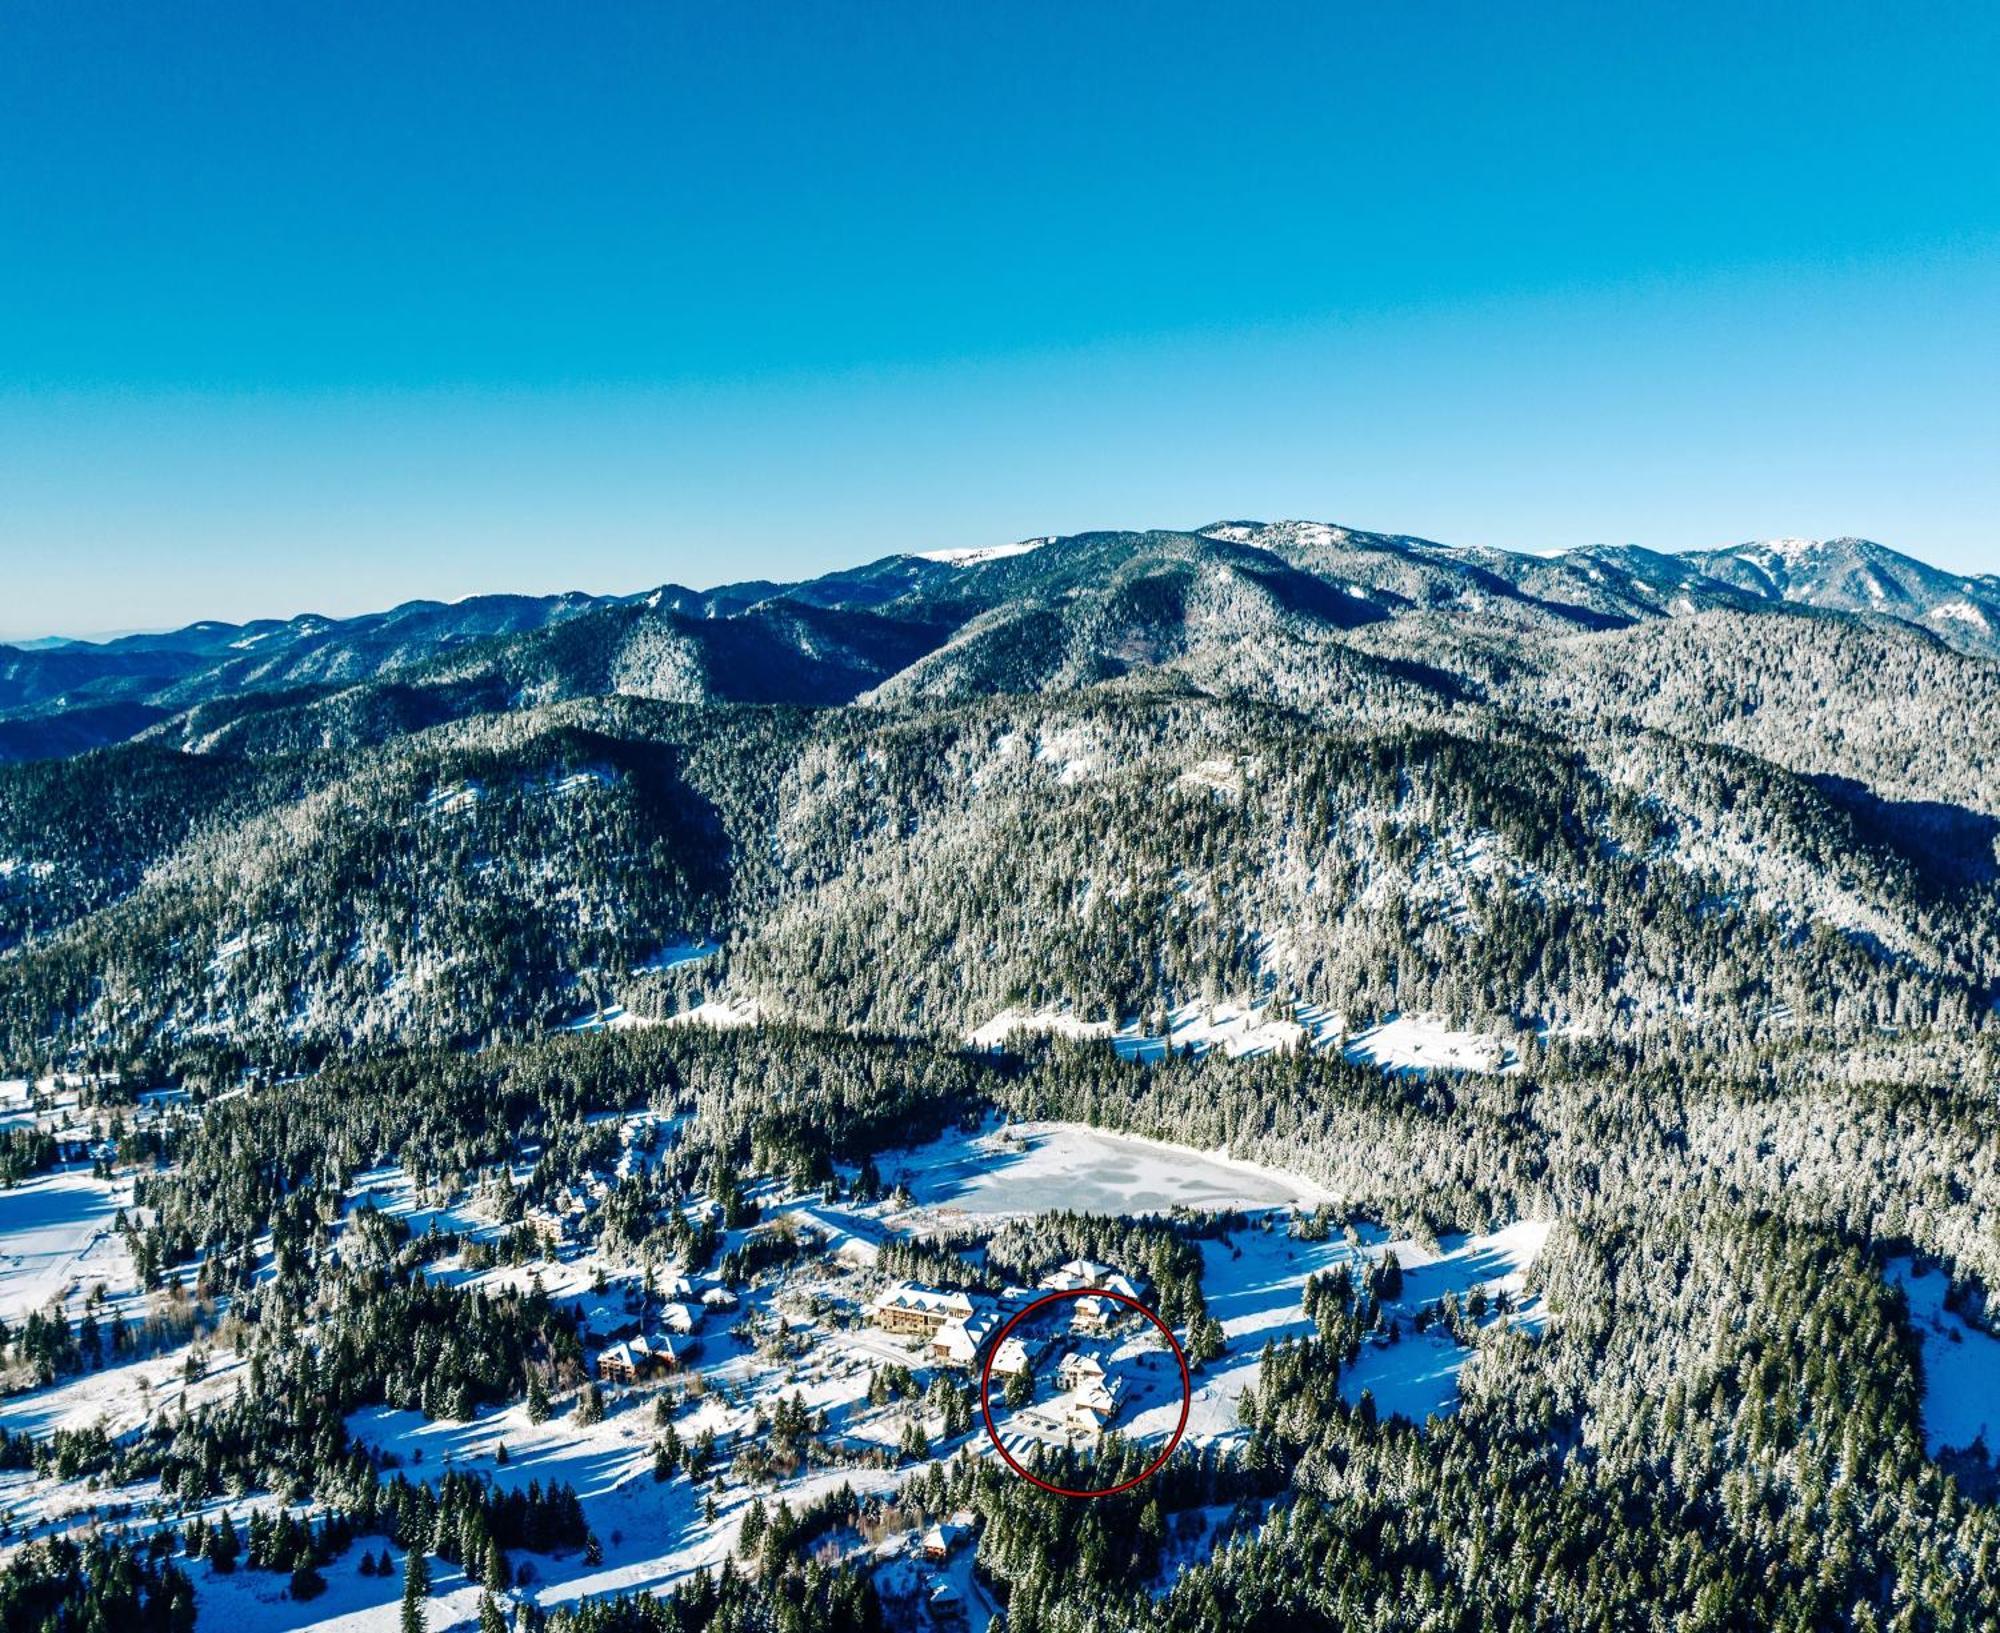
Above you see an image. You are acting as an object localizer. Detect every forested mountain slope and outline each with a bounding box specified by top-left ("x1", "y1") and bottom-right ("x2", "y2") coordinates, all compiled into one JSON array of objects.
[{"x1": 3, "y1": 525, "x2": 1997, "y2": 1075}]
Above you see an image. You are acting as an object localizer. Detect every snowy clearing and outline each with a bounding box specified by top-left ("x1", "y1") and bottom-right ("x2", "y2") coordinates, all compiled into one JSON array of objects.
[
  {"x1": 662, "y1": 997, "x2": 762, "y2": 1031},
  {"x1": 1342, "y1": 1013, "x2": 1521, "y2": 1075},
  {"x1": 1163, "y1": 1217, "x2": 1551, "y2": 1443},
  {"x1": 0, "y1": 1168, "x2": 132, "y2": 1324},
  {"x1": 970, "y1": 1002, "x2": 1521, "y2": 1074},
  {"x1": 1887, "y1": 1258, "x2": 2000, "y2": 1457},
  {"x1": 1337, "y1": 1221, "x2": 1550, "y2": 1423},
  {"x1": 966, "y1": 1009, "x2": 1115, "y2": 1050}
]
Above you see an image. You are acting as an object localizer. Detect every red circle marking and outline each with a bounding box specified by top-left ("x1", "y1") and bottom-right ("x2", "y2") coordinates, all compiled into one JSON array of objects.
[{"x1": 978, "y1": 1287, "x2": 1192, "y2": 1499}]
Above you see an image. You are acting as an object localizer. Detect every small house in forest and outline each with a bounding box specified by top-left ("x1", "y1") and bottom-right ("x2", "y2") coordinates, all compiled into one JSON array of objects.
[{"x1": 596, "y1": 1332, "x2": 676, "y2": 1384}]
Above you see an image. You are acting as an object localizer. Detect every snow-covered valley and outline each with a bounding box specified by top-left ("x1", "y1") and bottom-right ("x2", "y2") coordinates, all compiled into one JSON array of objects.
[{"x1": 1, "y1": 1097, "x2": 1560, "y2": 1633}]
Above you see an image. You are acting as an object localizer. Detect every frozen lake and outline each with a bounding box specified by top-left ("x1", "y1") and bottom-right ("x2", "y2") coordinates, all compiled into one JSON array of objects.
[{"x1": 888, "y1": 1121, "x2": 1334, "y2": 1216}]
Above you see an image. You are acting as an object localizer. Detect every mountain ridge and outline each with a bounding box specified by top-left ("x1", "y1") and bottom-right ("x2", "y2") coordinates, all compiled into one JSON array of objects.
[
  {"x1": 2, "y1": 514, "x2": 1996, "y2": 1072},
  {"x1": 11, "y1": 523, "x2": 1991, "y2": 655},
  {"x1": 5, "y1": 524, "x2": 1992, "y2": 768}
]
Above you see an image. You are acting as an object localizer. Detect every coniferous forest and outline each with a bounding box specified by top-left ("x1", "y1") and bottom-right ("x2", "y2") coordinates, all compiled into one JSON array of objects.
[{"x1": 4, "y1": 526, "x2": 2000, "y2": 1631}]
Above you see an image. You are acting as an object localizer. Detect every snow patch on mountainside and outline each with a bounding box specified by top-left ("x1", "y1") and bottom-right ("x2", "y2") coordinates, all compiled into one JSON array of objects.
[
  {"x1": 1112, "y1": 1002, "x2": 1312, "y2": 1061},
  {"x1": 1199, "y1": 520, "x2": 1354, "y2": 552},
  {"x1": 917, "y1": 538, "x2": 1052, "y2": 566},
  {"x1": 971, "y1": 1001, "x2": 1520, "y2": 1074},
  {"x1": 967, "y1": 1009, "x2": 1116, "y2": 1049},
  {"x1": 662, "y1": 997, "x2": 762, "y2": 1031},
  {"x1": 421, "y1": 779, "x2": 486, "y2": 816},
  {"x1": 1929, "y1": 599, "x2": 1991, "y2": 631},
  {"x1": 970, "y1": 1001, "x2": 1316, "y2": 1062},
  {"x1": 208, "y1": 925, "x2": 278, "y2": 972},
  {"x1": 1738, "y1": 537, "x2": 1824, "y2": 568},
  {"x1": 1178, "y1": 758, "x2": 1245, "y2": 797},
  {"x1": 885, "y1": 1119, "x2": 1337, "y2": 1217},
  {"x1": 1344, "y1": 1013, "x2": 1520, "y2": 1074},
  {"x1": 1030, "y1": 725, "x2": 1097, "y2": 783},
  {"x1": 562, "y1": 1004, "x2": 659, "y2": 1033}
]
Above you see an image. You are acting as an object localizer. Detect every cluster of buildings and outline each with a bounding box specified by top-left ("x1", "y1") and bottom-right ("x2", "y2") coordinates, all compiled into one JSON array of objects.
[
  {"x1": 523, "y1": 1174, "x2": 616, "y2": 1249},
  {"x1": 864, "y1": 1285, "x2": 1010, "y2": 1370},
  {"x1": 872, "y1": 1513, "x2": 977, "y2": 1630},
  {"x1": 583, "y1": 1277, "x2": 737, "y2": 1385},
  {"x1": 864, "y1": 1257, "x2": 1153, "y2": 1433},
  {"x1": 1038, "y1": 1259, "x2": 1143, "y2": 1336},
  {"x1": 774, "y1": 1205, "x2": 883, "y2": 1268},
  {"x1": 517, "y1": 1114, "x2": 680, "y2": 1250}
]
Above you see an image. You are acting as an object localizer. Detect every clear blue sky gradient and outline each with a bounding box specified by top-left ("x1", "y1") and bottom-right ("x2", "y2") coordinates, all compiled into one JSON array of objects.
[{"x1": 3, "y1": 2, "x2": 1997, "y2": 637}]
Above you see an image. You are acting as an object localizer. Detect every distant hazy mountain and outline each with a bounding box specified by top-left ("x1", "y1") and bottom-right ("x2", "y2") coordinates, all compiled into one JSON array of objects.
[
  {"x1": 115, "y1": 524, "x2": 1986, "y2": 853},
  {"x1": 5, "y1": 525, "x2": 1991, "y2": 765},
  {"x1": 1681, "y1": 536, "x2": 2000, "y2": 656},
  {"x1": 0, "y1": 559, "x2": 962, "y2": 761}
]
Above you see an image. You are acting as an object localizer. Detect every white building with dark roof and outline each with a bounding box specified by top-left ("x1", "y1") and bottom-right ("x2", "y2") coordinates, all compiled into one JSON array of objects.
[
  {"x1": 1040, "y1": 1259, "x2": 1143, "y2": 1302},
  {"x1": 931, "y1": 1308, "x2": 1002, "y2": 1367}
]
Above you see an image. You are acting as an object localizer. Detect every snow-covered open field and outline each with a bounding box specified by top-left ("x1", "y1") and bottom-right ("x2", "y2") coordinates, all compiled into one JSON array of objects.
[
  {"x1": 1337, "y1": 1221, "x2": 1550, "y2": 1422},
  {"x1": 1154, "y1": 1216, "x2": 1552, "y2": 1443},
  {"x1": 886, "y1": 1120, "x2": 1337, "y2": 1216},
  {"x1": 0, "y1": 1168, "x2": 133, "y2": 1324},
  {"x1": 1342, "y1": 1014, "x2": 1520, "y2": 1075}
]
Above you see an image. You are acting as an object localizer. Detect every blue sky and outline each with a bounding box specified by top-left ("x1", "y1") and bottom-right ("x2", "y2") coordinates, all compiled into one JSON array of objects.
[{"x1": 3, "y1": 2, "x2": 1997, "y2": 638}]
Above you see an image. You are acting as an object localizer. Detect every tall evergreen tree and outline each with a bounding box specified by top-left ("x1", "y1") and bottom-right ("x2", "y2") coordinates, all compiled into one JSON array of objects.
[{"x1": 400, "y1": 1548, "x2": 430, "y2": 1633}]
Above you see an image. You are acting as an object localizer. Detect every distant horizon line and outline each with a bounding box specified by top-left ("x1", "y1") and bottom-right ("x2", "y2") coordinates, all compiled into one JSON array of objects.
[{"x1": 2, "y1": 522, "x2": 1969, "y2": 648}]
